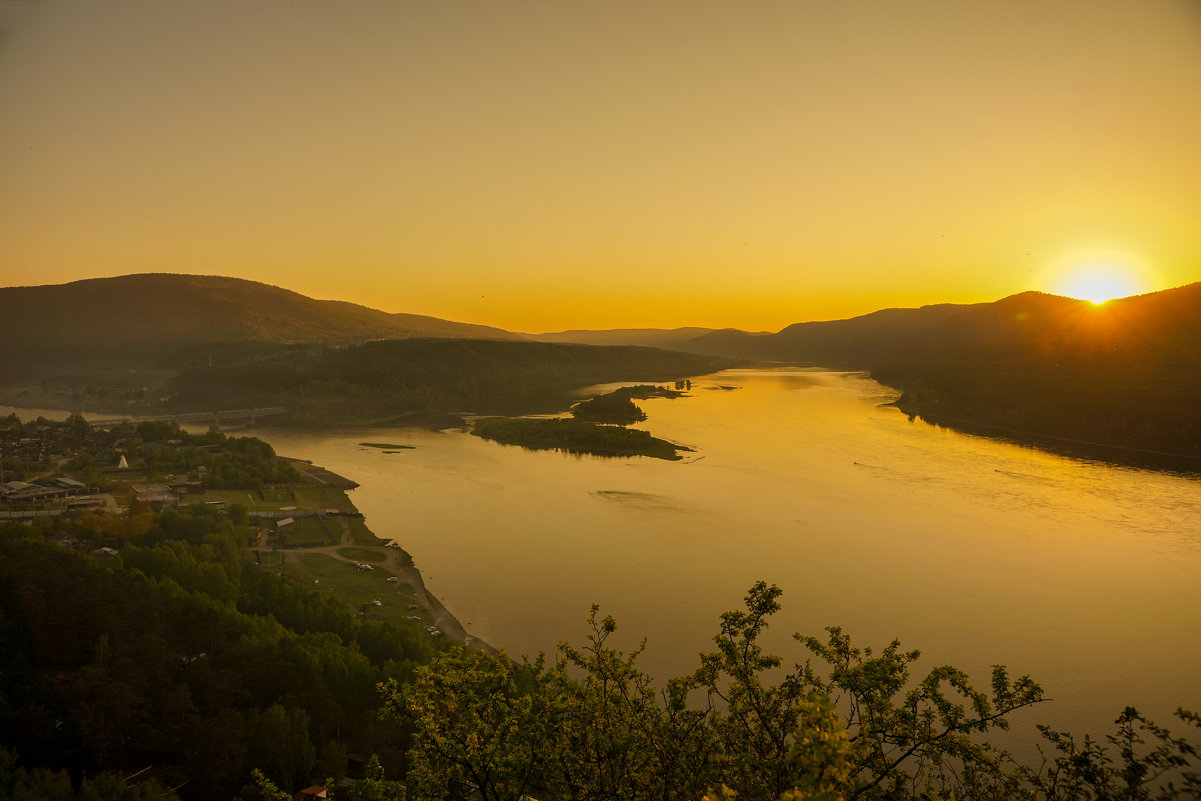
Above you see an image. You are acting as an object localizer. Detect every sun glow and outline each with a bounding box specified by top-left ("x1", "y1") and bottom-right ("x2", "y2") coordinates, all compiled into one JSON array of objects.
[
  {"x1": 1047, "y1": 255, "x2": 1152, "y2": 305},
  {"x1": 1069, "y1": 274, "x2": 1136, "y2": 305}
]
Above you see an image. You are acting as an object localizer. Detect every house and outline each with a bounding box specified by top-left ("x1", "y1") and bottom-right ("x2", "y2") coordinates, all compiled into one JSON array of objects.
[
  {"x1": 294, "y1": 786, "x2": 327, "y2": 801},
  {"x1": 53, "y1": 477, "x2": 88, "y2": 493},
  {"x1": 51, "y1": 531, "x2": 80, "y2": 548},
  {"x1": 131, "y1": 483, "x2": 179, "y2": 507},
  {"x1": 4, "y1": 481, "x2": 70, "y2": 502}
]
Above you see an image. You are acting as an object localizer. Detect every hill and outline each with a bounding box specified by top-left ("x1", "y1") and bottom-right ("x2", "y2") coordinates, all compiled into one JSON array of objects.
[
  {"x1": 165, "y1": 338, "x2": 732, "y2": 425},
  {"x1": 0, "y1": 274, "x2": 735, "y2": 422},
  {"x1": 0, "y1": 273, "x2": 520, "y2": 382},
  {"x1": 678, "y1": 285, "x2": 1201, "y2": 464}
]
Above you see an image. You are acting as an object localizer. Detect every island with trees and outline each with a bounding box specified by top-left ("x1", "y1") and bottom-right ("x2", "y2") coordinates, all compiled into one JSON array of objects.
[
  {"x1": 570, "y1": 384, "x2": 684, "y2": 424},
  {"x1": 471, "y1": 384, "x2": 691, "y2": 460}
]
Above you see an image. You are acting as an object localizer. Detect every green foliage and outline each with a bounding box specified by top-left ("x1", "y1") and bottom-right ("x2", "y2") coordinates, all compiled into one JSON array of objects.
[
  {"x1": 794, "y1": 621, "x2": 1043, "y2": 799},
  {"x1": 203, "y1": 436, "x2": 300, "y2": 490},
  {"x1": 389, "y1": 582, "x2": 1201, "y2": 801},
  {"x1": 389, "y1": 583, "x2": 1045, "y2": 801},
  {"x1": 63, "y1": 413, "x2": 92, "y2": 447},
  {"x1": 692, "y1": 582, "x2": 851, "y2": 800},
  {"x1": 0, "y1": 748, "x2": 180, "y2": 800},
  {"x1": 0, "y1": 526, "x2": 436, "y2": 800},
  {"x1": 137, "y1": 420, "x2": 181, "y2": 443},
  {"x1": 339, "y1": 755, "x2": 405, "y2": 801},
  {"x1": 1026, "y1": 706, "x2": 1201, "y2": 800},
  {"x1": 248, "y1": 768, "x2": 292, "y2": 801},
  {"x1": 388, "y1": 649, "x2": 552, "y2": 800},
  {"x1": 250, "y1": 704, "x2": 315, "y2": 793}
]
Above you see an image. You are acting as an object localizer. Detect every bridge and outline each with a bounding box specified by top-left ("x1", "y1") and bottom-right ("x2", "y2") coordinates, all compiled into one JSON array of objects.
[{"x1": 89, "y1": 407, "x2": 288, "y2": 428}]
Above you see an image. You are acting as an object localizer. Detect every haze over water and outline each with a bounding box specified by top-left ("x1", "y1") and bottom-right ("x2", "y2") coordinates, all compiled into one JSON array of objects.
[{"x1": 197, "y1": 368, "x2": 1201, "y2": 746}]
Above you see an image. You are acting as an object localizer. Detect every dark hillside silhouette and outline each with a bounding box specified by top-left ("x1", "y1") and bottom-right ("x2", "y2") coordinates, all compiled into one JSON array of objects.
[
  {"x1": 165, "y1": 338, "x2": 731, "y2": 424},
  {"x1": 678, "y1": 284, "x2": 1201, "y2": 462},
  {"x1": 0, "y1": 273, "x2": 520, "y2": 381}
]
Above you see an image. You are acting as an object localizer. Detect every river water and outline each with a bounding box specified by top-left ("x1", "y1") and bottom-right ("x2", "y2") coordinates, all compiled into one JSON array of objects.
[{"x1": 9, "y1": 367, "x2": 1201, "y2": 748}]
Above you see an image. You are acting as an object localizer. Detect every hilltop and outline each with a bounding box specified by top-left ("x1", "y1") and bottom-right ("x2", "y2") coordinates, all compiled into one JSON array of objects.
[{"x1": 0, "y1": 273, "x2": 520, "y2": 382}]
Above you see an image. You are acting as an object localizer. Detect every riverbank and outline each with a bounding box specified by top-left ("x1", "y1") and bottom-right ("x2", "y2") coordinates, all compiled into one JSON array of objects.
[
  {"x1": 191, "y1": 460, "x2": 490, "y2": 651},
  {"x1": 891, "y1": 395, "x2": 1201, "y2": 476}
]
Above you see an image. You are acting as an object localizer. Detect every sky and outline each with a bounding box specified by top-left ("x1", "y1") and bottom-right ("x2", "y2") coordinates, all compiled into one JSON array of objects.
[{"x1": 2, "y1": 1, "x2": 1200, "y2": 333}]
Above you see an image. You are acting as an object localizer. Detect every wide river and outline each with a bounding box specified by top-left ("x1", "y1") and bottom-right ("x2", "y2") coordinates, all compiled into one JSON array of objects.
[{"x1": 12, "y1": 367, "x2": 1201, "y2": 751}]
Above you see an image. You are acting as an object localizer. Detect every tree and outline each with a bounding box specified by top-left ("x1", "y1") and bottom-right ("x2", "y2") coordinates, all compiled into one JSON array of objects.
[
  {"x1": 793, "y1": 621, "x2": 1043, "y2": 800},
  {"x1": 540, "y1": 606, "x2": 716, "y2": 801},
  {"x1": 1027, "y1": 707, "x2": 1201, "y2": 800},
  {"x1": 390, "y1": 583, "x2": 1046, "y2": 801},
  {"x1": 250, "y1": 704, "x2": 315, "y2": 794},
  {"x1": 64, "y1": 413, "x2": 92, "y2": 448},
  {"x1": 341, "y1": 755, "x2": 405, "y2": 801},
  {"x1": 385, "y1": 648, "x2": 554, "y2": 800},
  {"x1": 691, "y1": 582, "x2": 851, "y2": 800}
]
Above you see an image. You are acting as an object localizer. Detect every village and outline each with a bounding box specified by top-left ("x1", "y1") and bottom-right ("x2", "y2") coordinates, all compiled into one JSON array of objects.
[{"x1": 0, "y1": 411, "x2": 472, "y2": 643}]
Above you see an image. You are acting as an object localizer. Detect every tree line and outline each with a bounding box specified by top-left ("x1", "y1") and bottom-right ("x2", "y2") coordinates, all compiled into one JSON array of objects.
[{"x1": 0, "y1": 506, "x2": 447, "y2": 800}]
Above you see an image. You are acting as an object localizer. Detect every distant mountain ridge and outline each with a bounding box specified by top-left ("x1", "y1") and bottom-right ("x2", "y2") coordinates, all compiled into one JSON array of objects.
[
  {"x1": 676, "y1": 285, "x2": 1201, "y2": 369},
  {"x1": 528, "y1": 327, "x2": 736, "y2": 348},
  {"x1": 530, "y1": 326, "x2": 773, "y2": 348},
  {"x1": 0, "y1": 273, "x2": 518, "y2": 349},
  {"x1": 671, "y1": 284, "x2": 1201, "y2": 463},
  {"x1": 0, "y1": 273, "x2": 523, "y2": 383}
]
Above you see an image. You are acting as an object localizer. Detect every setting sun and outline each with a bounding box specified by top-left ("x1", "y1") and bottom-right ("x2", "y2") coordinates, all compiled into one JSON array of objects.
[
  {"x1": 1069, "y1": 274, "x2": 1136, "y2": 304},
  {"x1": 1048, "y1": 257, "x2": 1151, "y2": 305}
]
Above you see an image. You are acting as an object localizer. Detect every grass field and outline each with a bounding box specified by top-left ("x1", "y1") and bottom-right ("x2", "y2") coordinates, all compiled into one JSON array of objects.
[
  {"x1": 338, "y1": 546, "x2": 387, "y2": 563},
  {"x1": 180, "y1": 489, "x2": 267, "y2": 510},
  {"x1": 258, "y1": 487, "x2": 295, "y2": 503},
  {"x1": 180, "y1": 486, "x2": 359, "y2": 517},
  {"x1": 280, "y1": 516, "x2": 333, "y2": 546},
  {"x1": 278, "y1": 553, "x2": 423, "y2": 628},
  {"x1": 292, "y1": 487, "x2": 358, "y2": 512}
]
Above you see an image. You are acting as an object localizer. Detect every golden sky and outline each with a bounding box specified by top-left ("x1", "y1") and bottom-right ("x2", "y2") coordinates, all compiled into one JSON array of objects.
[{"x1": 2, "y1": 1, "x2": 1199, "y2": 332}]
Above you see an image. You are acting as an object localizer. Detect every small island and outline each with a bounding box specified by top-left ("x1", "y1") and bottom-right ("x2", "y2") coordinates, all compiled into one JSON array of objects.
[
  {"x1": 471, "y1": 417, "x2": 692, "y2": 461},
  {"x1": 571, "y1": 384, "x2": 684, "y2": 424}
]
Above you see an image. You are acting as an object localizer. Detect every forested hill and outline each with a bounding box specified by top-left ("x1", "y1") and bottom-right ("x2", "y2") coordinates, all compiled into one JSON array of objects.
[
  {"x1": 679, "y1": 284, "x2": 1201, "y2": 462},
  {"x1": 0, "y1": 273, "x2": 519, "y2": 381},
  {"x1": 166, "y1": 338, "x2": 734, "y2": 424}
]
